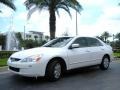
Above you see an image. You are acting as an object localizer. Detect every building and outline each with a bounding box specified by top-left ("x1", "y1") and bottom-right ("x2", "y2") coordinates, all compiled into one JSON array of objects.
[{"x1": 21, "y1": 31, "x2": 45, "y2": 41}]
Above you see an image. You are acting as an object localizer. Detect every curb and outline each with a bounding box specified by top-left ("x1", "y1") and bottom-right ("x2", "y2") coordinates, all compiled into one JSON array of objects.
[
  {"x1": 0, "y1": 66, "x2": 8, "y2": 68},
  {"x1": 0, "y1": 66, "x2": 8, "y2": 72},
  {"x1": 114, "y1": 57, "x2": 120, "y2": 61}
]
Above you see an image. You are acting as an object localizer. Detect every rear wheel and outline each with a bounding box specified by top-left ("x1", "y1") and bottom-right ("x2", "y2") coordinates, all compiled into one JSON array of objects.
[
  {"x1": 46, "y1": 61, "x2": 62, "y2": 81},
  {"x1": 100, "y1": 56, "x2": 110, "y2": 70}
]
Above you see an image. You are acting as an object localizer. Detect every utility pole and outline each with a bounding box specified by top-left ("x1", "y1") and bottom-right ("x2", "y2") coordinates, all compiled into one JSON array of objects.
[
  {"x1": 24, "y1": 26, "x2": 25, "y2": 40},
  {"x1": 76, "y1": 11, "x2": 78, "y2": 36},
  {"x1": 113, "y1": 34, "x2": 115, "y2": 49}
]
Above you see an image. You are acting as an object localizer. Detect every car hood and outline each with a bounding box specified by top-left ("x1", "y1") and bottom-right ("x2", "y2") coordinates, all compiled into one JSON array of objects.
[{"x1": 10, "y1": 47, "x2": 63, "y2": 59}]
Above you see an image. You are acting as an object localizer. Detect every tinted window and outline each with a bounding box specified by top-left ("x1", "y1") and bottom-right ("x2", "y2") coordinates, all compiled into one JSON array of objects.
[
  {"x1": 73, "y1": 37, "x2": 88, "y2": 47},
  {"x1": 87, "y1": 38, "x2": 103, "y2": 47}
]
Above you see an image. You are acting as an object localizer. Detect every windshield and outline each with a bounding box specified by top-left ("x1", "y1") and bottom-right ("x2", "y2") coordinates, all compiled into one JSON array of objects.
[{"x1": 43, "y1": 37, "x2": 73, "y2": 47}]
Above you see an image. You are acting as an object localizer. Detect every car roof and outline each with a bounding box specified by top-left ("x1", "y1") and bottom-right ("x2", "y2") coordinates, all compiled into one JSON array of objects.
[{"x1": 57, "y1": 36, "x2": 95, "y2": 38}]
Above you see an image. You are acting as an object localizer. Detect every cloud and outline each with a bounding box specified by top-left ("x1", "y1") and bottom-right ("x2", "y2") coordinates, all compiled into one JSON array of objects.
[
  {"x1": 102, "y1": 6, "x2": 120, "y2": 20},
  {"x1": 15, "y1": 12, "x2": 27, "y2": 21},
  {"x1": 27, "y1": 11, "x2": 49, "y2": 31},
  {"x1": 83, "y1": 6, "x2": 120, "y2": 35},
  {"x1": 0, "y1": 4, "x2": 13, "y2": 18},
  {"x1": 75, "y1": 4, "x2": 120, "y2": 36},
  {"x1": 80, "y1": 0, "x2": 105, "y2": 5}
]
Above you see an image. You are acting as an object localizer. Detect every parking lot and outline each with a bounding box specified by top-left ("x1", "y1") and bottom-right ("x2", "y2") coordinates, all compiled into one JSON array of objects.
[{"x1": 0, "y1": 60, "x2": 120, "y2": 90}]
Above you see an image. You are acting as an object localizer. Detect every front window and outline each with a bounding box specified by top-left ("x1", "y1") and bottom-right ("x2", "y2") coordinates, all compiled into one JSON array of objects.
[
  {"x1": 72, "y1": 37, "x2": 88, "y2": 47},
  {"x1": 43, "y1": 37, "x2": 73, "y2": 47}
]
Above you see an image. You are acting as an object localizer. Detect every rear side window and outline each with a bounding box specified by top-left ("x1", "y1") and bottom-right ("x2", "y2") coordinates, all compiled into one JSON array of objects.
[
  {"x1": 73, "y1": 37, "x2": 88, "y2": 47},
  {"x1": 87, "y1": 38, "x2": 103, "y2": 47}
]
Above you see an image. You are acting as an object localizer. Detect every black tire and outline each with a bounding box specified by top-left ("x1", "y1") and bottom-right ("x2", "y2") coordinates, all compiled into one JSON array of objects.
[
  {"x1": 100, "y1": 56, "x2": 110, "y2": 70},
  {"x1": 46, "y1": 61, "x2": 62, "y2": 81}
]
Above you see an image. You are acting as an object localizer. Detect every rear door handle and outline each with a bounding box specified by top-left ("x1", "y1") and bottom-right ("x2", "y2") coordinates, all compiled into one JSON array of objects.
[{"x1": 101, "y1": 49, "x2": 104, "y2": 50}]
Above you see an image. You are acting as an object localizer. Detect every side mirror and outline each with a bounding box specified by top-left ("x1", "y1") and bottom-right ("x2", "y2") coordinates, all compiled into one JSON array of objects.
[{"x1": 69, "y1": 44, "x2": 80, "y2": 49}]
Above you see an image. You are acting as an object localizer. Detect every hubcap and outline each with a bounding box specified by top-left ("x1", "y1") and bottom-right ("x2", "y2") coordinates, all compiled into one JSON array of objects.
[
  {"x1": 103, "y1": 58, "x2": 109, "y2": 68},
  {"x1": 54, "y1": 63, "x2": 61, "y2": 79}
]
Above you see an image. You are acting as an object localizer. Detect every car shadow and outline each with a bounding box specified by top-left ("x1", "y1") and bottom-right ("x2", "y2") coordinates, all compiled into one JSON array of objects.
[
  {"x1": 11, "y1": 65, "x2": 110, "y2": 86},
  {"x1": 64, "y1": 66, "x2": 100, "y2": 77},
  {"x1": 11, "y1": 75, "x2": 48, "y2": 85}
]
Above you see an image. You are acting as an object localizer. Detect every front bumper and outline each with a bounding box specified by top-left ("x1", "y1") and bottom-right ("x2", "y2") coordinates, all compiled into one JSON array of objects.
[{"x1": 7, "y1": 60, "x2": 46, "y2": 77}]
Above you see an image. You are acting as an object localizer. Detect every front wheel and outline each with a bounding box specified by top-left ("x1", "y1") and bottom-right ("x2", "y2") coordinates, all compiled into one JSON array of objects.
[
  {"x1": 99, "y1": 56, "x2": 110, "y2": 70},
  {"x1": 46, "y1": 61, "x2": 62, "y2": 81}
]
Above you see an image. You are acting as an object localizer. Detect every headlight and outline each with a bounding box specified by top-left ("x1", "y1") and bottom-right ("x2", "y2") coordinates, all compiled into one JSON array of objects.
[{"x1": 21, "y1": 55, "x2": 41, "y2": 63}]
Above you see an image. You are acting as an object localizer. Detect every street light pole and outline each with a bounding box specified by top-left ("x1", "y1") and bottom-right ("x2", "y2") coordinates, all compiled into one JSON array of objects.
[
  {"x1": 24, "y1": 25, "x2": 25, "y2": 40},
  {"x1": 76, "y1": 11, "x2": 78, "y2": 36},
  {"x1": 113, "y1": 34, "x2": 115, "y2": 49}
]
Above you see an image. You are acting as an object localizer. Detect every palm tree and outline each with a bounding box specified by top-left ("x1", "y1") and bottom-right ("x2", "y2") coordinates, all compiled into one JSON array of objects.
[
  {"x1": 25, "y1": 0, "x2": 83, "y2": 40},
  {"x1": 0, "y1": 0, "x2": 16, "y2": 11},
  {"x1": 96, "y1": 35, "x2": 104, "y2": 41},
  {"x1": 102, "y1": 31, "x2": 111, "y2": 43},
  {"x1": 115, "y1": 33, "x2": 120, "y2": 41}
]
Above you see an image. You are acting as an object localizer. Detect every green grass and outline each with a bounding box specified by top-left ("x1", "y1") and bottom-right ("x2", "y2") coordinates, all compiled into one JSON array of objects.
[
  {"x1": 113, "y1": 52, "x2": 120, "y2": 58},
  {"x1": 0, "y1": 58, "x2": 8, "y2": 67}
]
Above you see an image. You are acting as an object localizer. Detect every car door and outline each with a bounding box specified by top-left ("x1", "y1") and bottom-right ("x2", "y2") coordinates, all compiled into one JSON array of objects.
[
  {"x1": 67, "y1": 37, "x2": 90, "y2": 69},
  {"x1": 86, "y1": 37, "x2": 104, "y2": 64}
]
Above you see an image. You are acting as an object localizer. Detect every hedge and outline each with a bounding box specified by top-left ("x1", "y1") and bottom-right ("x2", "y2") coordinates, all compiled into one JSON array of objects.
[
  {"x1": 113, "y1": 49, "x2": 120, "y2": 53},
  {"x1": 114, "y1": 52, "x2": 120, "y2": 58},
  {"x1": 0, "y1": 51, "x2": 16, "y2": 59}
]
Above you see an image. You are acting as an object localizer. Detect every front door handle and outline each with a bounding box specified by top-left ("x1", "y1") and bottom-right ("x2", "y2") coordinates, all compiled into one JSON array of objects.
[{"x1": 86, "y1": 50, "x2": 90, "y2": 52}]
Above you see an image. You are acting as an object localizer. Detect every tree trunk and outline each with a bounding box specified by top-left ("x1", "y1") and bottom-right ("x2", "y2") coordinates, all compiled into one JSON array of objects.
[
  {"x1": 49, "y1": 8, "x2": 56, "y2": 40},
  {"x1": 105, "y1": 37, "x2": 107, "y2": 43}
]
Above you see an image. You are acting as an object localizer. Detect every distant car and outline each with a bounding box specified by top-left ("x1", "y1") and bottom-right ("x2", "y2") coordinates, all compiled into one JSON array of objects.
[{"x1": 7, "y1": 36, "x2": 113, "y2": 81}]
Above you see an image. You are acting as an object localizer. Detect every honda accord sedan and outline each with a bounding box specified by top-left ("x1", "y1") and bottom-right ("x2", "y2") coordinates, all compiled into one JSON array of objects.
[{"x1": 7, "y1": 36, "x2": 113, "y2": 81}]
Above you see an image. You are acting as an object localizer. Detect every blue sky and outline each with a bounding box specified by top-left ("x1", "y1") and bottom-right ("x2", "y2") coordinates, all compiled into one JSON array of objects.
[{"x1": 0, "y1": 0, "x2": 120, "y2": 37}]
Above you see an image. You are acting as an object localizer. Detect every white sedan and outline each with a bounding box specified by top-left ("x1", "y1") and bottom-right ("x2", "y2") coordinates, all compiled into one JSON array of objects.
[{"x1": 7, "y1": 36, "x2": 113, "y2": 81}]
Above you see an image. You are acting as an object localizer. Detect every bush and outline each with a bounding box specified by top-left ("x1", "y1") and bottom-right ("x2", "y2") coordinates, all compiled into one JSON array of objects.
[
  {"x1": 113, "y1": 49, "x2": 120, "y2": 53},
  {"x1": 114, "y1": 52, "x2": 120, "y2": 58},
  {"x1": 0, "y1": 58, "x2": 7, "y2": 66},
  {"x1": 0, "y1": 51, "x2": 16, "y2": 59},
  {"x1": 23, "y1": 39, "x2": 47, "y2": 49}
]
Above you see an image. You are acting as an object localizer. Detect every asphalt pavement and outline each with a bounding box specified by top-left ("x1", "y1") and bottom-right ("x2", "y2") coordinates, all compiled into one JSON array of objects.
[{"x1": 0, "y1": 60, "x2": 120, "y2": 90}]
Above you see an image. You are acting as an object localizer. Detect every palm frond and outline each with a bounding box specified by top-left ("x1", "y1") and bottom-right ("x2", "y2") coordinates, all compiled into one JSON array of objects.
[
  {"x1": 25, "y1": 0, "x2": 47, "y2": 9},
  {"x1": 25, "y1": 0, "x2": 34, "y2": 9},
  {"x1": 25, "y1": 0, "x2": 49, "y2": 19},
  {"x1": 56, "y1": 9, "x2": 60, "y2": 17},
  {"x1": 25, "y1": 0, "x2": 83, "y2": 19},
  {"x1": 65, "y1": 0, "x2": 83, "y2": 13},
  {"x1": 56, "y1": 3, "x2": 72, "y2": 18},
  {"x1": 27, "y1": 6, "x2": 38, "y2": 19},
  {"x1": 0, "y1": 0, "x2": 16, "y2": 10}
]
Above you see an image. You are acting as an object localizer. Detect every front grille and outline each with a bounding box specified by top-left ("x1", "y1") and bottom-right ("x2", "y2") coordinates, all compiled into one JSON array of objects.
[
  {"x1": 9, "y1": 66, "x2": 20, "y2": 72},
  {"x1": 10, "y1": 57, "x2": 21, "y2": 62}
]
